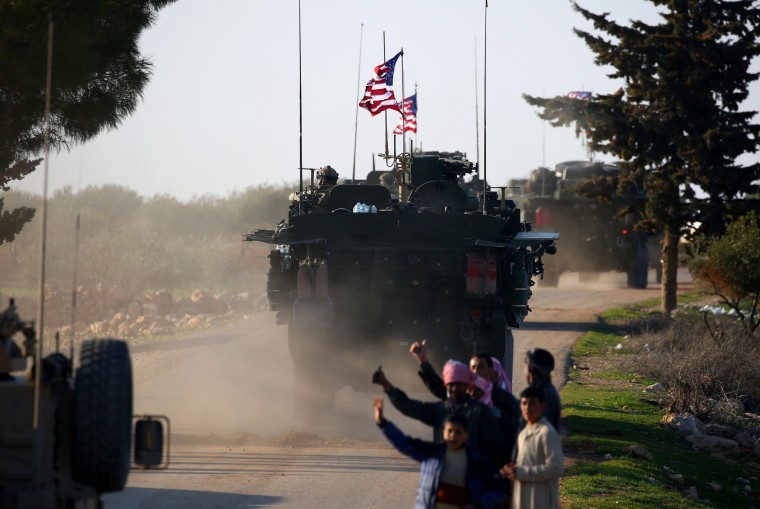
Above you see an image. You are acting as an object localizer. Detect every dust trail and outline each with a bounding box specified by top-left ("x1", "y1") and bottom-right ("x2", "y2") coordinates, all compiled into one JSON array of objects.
[{"x1": 130, "y1": 313, "x2": 438, "y2": 443}]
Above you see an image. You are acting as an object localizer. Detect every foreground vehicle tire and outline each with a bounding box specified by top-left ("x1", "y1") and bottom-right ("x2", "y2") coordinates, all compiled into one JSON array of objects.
[{"x1": 73, "y1": 339, "x2": 133, "y2": 493}]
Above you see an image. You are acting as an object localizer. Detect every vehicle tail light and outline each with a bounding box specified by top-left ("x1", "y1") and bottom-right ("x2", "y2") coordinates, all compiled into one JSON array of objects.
[
  {"x1": 484, "y1": 258, "x2": 497, "y2": 294},
  {"x1": 466, "y1": 254, "x2": 485, "y2": 295},
  {"x1": 535, "y1": 207, "x2": 553, "y2": 228}
]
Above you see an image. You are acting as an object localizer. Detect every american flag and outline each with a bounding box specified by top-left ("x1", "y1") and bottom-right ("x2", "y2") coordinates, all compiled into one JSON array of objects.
[
  {"x1": 393, "y1": 94, "x2": 417, "y2": 134},
  {"x1": 359, "y1": 51, "x2": 403, "y2": 116},
  {"x1": 567, "y1": 91, "x2": 592, "y2": 100}
]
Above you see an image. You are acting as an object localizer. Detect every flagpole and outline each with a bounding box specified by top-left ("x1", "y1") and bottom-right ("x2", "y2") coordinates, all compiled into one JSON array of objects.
[
  {"x1": 298, "y1": 0, "x2": 304, "y2": 213},
  {"x1": 352, "y1": 23, "x2": 364, "y2": 184},
  {"x1": 383, "y1": 32, "x2": 389, "y2": 158},
  {"x1": 400, "y1": 49, "x2": 406, "y2": 158},
  {"x1": 400, "y1": 49, "x2": 407, "y2": 202},
  {"x1": 482, "y1": 0, "x2": 488, "y2": 213}
]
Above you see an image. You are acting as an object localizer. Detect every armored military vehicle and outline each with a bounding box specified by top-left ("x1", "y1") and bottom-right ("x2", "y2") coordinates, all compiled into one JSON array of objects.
[
  {"x1": 518, "y1": 160, "x2": 659, "y2": 288},
  {"x1": 246, "y1": 151, "x2": 558, "y2": 404},
  {"x1": 0, "y1": 299, "x2": 167, "y2": 508}
]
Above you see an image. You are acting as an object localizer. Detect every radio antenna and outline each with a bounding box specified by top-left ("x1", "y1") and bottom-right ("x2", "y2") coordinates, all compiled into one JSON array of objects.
[
  {"x1": 482, "y1": 0, "x2": 488, "y2": 213},
  {"x1": 33, "y1": 12, "x2": 54, "y2": 486},
  {"x1": 474, "y1": 35, "x2": 480, "y2": 173},
  {"x1": 298, "y1": 0, "x2": 304, "y2": 213},
  {"x1": 351, "y1": 23, "x2": 364, "y2": 184}
]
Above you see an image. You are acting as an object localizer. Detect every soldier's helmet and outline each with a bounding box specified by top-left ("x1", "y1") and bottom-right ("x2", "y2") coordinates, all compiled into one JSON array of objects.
[
  {"x1": 317, "y1": 165, "x2": 339, "y2": 186},
  {"x1": 380, "y1": 172, "x2": 395, "y2": 186}
]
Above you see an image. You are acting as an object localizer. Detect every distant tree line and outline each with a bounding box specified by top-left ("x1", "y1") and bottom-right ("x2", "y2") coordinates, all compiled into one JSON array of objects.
[{"x1": 0, "y1": 184, "x2": 292, "y2": 296}]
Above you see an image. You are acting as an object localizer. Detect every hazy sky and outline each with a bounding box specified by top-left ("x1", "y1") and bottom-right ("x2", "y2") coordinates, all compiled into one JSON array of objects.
[{"x1": 12, "y1": 1, "x2": 759, "y2": 201}]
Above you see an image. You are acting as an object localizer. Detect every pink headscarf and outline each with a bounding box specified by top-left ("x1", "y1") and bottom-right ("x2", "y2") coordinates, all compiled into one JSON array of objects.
[
  {"x1": 473, "y1": 375, "x2": 494, "y2": 407},
  {"x1": 443, "y1": 360, "x2": 474, "y2": 386},
  {"x1": 491, "y1": 357, "x2": 512, "y2": 394}
]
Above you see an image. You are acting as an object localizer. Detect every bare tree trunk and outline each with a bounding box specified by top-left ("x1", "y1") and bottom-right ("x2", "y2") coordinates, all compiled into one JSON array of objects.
[{"x1": 661, "y1": 227, "x2": 679, "y2": 319}]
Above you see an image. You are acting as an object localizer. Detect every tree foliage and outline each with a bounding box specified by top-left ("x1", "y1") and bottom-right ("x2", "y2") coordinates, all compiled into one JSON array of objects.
[
  {"x1": 0, "y1": 184, "x2": 293, "y2": 293},
  {"x1": 0, "y1": 0, "x2": 176, "y2": 243},
  {"x1": 524, "y1": 1, "x2": 760, "y2": 317},
  {"x1": 689, "y1": 213, "x2": 760, "y2": 334}
]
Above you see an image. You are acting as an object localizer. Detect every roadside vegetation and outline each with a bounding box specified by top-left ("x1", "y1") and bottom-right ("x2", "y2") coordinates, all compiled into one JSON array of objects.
[
  {"x1": 560, "y1": 291, "x2": 760, "y2": 508},
  {"x1": 0, "y1": 183, "x2": 293, "y2": 306}
]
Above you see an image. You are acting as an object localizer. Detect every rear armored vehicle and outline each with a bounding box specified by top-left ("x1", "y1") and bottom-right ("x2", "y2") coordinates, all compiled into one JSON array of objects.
[
  {"x1": 246, "y1": 151, "x2": 558, "y2": 404},
  {"x1": 518, "y1": 161, "x2": 660, "y2": 288}
]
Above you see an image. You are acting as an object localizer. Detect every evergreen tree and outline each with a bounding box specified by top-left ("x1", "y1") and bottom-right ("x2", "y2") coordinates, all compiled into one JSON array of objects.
[
  {"x1": 0, "y1": 0, "x2": 176, "y2": 242},
  {"x1": 525, "y1": 0, "x2": 760, "y2": 318}
]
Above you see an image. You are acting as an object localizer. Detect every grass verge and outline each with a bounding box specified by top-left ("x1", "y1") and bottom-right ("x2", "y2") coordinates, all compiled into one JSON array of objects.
[{"x1": 559, "y1": 302, "x2": 760, "y2": 509}]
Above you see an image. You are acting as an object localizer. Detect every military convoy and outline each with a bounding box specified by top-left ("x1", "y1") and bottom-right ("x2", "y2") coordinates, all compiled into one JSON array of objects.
[
  {"x1": 515, "y1": 160, "x2": 660, "y2": 288},
  {"x1": 246, "y1": 151, "x2": 558, "y2": 405},
  {"x1": 0, "y1": 300, "x2": 167, "y2": 508}
]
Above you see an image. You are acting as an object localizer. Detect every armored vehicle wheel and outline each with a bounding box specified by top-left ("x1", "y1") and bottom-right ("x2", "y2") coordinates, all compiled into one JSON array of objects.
[
  {"x1": 501, "y1": 328, "x2": 515, "y2": 383},
  {"x1": 626, "y1": 242, "x2": 649, "y2": 289},
  {"x1": 288, "y1": 323, "x2": 337, "y2": 415},
  {"x1": 72, "y1": 339, "x2": 133, "y2": 493},
  {"x1": 488, "y1": 311, "x2": 508, "y2": 362},
  {"x1": 540, "y1": 271, "x2": 560, "y2": 287}
]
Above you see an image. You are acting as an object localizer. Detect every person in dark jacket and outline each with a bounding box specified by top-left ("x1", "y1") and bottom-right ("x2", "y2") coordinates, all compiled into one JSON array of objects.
[
  {"x1": 374, "y1": 395, "x2": 507, "y2": 509},
  {"x1": 409, "y1": 341, "x2": 520, "y2": 465},
  {"x1": 372, "y1": 361, "x2": 503, "y2": 466},
  {"x1": 524, "y1": 348, "x2": 561, "y2": 431}
]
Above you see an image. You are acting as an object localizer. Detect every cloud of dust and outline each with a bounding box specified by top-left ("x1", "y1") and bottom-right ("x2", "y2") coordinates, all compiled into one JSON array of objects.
[{"x1": 131, "y1": 312, "x2": 437, "y2": 443}]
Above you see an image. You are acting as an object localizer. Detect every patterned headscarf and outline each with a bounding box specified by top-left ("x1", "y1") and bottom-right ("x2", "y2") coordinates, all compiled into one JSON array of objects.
[
  {"x1": 443, "y1": 359, "x2": 475, "y2": 386},
  {"x1": 473, "y1": 375, "x2": 494, "y2": 407},
  {"x1": 491, "y1": 357, "x2": 512, "y2": 394}
]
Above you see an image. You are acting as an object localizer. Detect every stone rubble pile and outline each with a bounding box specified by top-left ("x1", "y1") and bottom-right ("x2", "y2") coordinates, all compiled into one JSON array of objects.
[
  {"x1": 13, "y1": 286, "x2": 267, "y2": 338},
  {"x1": 646, "y1": 383, "x2": 760, "y2": 504}
]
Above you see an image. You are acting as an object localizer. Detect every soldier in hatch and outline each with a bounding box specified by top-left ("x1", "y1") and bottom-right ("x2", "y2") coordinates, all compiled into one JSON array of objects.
[
  {"x1": 379, "y1": 172, "x2": 399, "y2": 200},
  {"x1": 316, "y1": 165, "x2": 339, "y2": 208}
]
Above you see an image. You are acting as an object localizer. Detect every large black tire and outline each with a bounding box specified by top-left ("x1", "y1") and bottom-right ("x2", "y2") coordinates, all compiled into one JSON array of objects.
[
  {"x1": 487, "y1": 311, "x2": 508, "y2": 363},
  {"x1": 540, "y1": 271, "x2": 560, "y2": 287},
  {"x1": 626, "y1": 241, "x2": 649, "y2": 289},
  {"x1": 501, "y1": 329, "x2": 515, "y2": 385},
  {"x1": 288, "y1": 323, "x2": 336, "y2": 415},
  {"x1": 72, "y1": 339, "x2": 133, "y2": 493}
]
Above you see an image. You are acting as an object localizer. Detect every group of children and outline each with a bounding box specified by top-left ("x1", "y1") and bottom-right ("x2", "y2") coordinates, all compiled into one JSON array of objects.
[{"x1": 372, "y1": 342, "x2": 563, "y2": 509}]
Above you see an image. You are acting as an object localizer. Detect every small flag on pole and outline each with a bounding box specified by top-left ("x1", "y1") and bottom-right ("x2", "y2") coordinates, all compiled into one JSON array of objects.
[
  {"x1": 359, "y1": 51, "x2": 403, "y2": 116},
  {"x1": 567, "y1": 91, "x2": 592, "y2": 100},
  {"x1": 393, "y1": 94, "x2": 417, "y2": 135}
]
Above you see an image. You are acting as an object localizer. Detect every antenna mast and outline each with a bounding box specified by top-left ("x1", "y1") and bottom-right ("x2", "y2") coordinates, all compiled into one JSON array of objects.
[
  {"x1": 474, "y1": 35, "x2": 480, "y2": 173},
  {"x1": 351, "y1": 23, "x2": 364, "y2": 183},
  {"x1": 34, "y1": 12, "x2": 54, "y2": 485},
  {"x1": 482, "y1": 0, "x2": 488, "y2": 213},
  {"x1": 298, "y1": 0, "x2": 304, "y2": 212}
]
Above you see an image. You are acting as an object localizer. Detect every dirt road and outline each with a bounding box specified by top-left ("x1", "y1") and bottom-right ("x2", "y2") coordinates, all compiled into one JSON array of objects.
[{"x1": 106, "y1": 270, "x2": 686, "y2": 509}]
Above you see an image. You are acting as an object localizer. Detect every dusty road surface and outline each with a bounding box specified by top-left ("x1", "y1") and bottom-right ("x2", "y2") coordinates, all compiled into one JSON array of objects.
[{"x1": 106, "y1": 269, "x2": 690, "y2": 509}]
